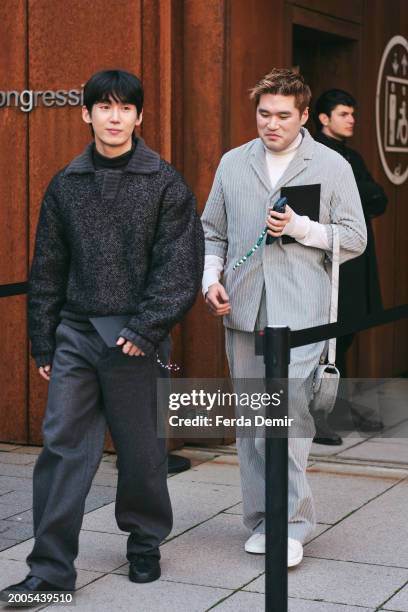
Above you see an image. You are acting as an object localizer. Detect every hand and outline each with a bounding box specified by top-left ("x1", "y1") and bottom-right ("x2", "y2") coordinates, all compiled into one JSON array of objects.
[
  {"x1": 39, "y1": 365, "x2": 51, "y2": 381},
  {"x1": 266, "y1": 205, "x2": 293, "y2": 237},
  {"x1": 116, "y1": 337, "x2": 145, "y2": 357},
  {"x1": 205, "y1": 282, "x2": 231, "y2": 316}
]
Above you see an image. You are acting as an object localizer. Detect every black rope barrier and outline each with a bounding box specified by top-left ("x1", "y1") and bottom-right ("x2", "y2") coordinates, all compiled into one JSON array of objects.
[
  {"x1": 291, "y1": 304, "x2": 408, "y2": 348},
  {"x1": 0, "y1": 282, "x2": 28, "y2": 298},
  {"x1": 262, "y1": 304, "x2": 408, "y2": 612}
]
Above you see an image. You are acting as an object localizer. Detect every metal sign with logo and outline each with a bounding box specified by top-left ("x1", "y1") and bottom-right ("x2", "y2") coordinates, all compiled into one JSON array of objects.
[{"x1": 376, "y1": 35, "x2": 408, "y2": 185}]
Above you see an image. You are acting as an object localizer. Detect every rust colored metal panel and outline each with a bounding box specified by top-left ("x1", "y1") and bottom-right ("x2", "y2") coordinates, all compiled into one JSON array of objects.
[
  {"x1": 229, "y1": 0, "x2": 286, "y2": 150},
  {"x1": 0, "y1": 296, "x2": 28, "y2": 443},
  {"x1": 0, "y1": 0, "x2": 27, "y2": 284},
  {"x1": 141, "y1": 0, "x2": 162, "y2": 153},
  {"x1": 141, "y1": 0, "x2": 185, "y2": 449},
  {"x1": 142, "y1": 0, "x2": 173, "y2": 160},
  {"x1": 290, "y1": 0, "x2": 363, "y2": 24},
  {"x1": 142, "y1": 0, "x2": 185, "y2": 391},
  {"x1": 356, "y1": 0, "x2": 407, "y2": 377},
  {"x1": 179, "y1": 0, "x2": 229, "y2": 444},
  {"x1": 28, "y1": 0, "x2": 142, "y2": 258},
  {"x1": 181, "y1": 0, "x2": 228, "y2": 380},
  {"x1": 27, "y1": 0, "x2": 142, "y2": 444},
  {"x1": 183, "y1": 0, "x2": 227, "y2": 208},
  {"x1": 291, "y1": 5, "x2": 361, "y2": 39},
  {"x1": 0, "y1": 1, "x2": 28, "y2": 444}
]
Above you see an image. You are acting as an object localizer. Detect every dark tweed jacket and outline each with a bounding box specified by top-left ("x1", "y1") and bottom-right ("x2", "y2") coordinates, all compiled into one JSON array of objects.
[{"x1": 28, "y1": 138, "x2": 204, "y2": 366}]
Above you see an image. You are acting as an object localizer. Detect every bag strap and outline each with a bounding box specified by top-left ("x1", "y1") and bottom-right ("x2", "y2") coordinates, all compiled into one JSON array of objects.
[{"x1": 327, "y1": 224, "x2": 340, "y2": 365}]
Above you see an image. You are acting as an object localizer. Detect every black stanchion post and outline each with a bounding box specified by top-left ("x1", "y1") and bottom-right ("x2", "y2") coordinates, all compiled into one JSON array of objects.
[{"x1": 264, "y1": 326, "x2": 290, "y2": 612}]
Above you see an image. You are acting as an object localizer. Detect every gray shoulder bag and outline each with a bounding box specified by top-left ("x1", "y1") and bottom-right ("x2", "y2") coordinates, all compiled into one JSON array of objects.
[{"x1": 310, "y1": 225, "x2": 340, "y2": 414}]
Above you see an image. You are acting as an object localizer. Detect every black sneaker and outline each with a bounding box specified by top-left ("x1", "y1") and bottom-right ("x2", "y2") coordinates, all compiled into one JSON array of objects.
[
  {"x1": 129, "y1": 556, "x2": 161, "y2": 583},
  {"x1": 313, "y1": 410, "x2": 343, "y2": 445}
]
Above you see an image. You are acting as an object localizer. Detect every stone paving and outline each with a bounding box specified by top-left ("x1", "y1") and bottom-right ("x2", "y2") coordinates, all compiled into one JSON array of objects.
[{"x1": 0, "y1": 432, "x2": 406, "y2": 611}]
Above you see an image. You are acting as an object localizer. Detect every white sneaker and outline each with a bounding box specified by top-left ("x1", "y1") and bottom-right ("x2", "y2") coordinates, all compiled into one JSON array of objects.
[
  {"x1": 244, "y1": 533, "x2": 265, "y2": 554},
  {"x1": 288, "y1": 537, "x2": 303, "y2": 567},
  {"x1": 244, "y1": 534, "x2": 303, "y2": 567}
]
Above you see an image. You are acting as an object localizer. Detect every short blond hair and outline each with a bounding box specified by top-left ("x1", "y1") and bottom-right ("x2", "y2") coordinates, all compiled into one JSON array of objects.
[{"x1": 249, "y1": 68, "x2": 311, "y2": 113}]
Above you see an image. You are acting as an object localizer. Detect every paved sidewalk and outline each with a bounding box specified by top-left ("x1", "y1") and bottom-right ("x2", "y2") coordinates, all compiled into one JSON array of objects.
[{"x1": 0, "y1": 426, "x2": 407, "y2": 612}]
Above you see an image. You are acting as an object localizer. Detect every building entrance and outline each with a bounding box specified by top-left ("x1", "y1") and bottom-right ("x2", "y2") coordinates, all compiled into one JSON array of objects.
[{"x1": 293, "y1": 24, "x2": 359, "y2": 140}]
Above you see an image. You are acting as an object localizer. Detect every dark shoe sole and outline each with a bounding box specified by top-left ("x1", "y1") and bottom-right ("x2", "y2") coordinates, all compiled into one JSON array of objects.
[
  {"x1": 167, "y1": 454, "x2": 191, "y2": 474},
  {"x1": 129, "y1": 567, "x2": 161, "y2": 584},
  {"x1": 313, "y1": 436, "x2": 343, "y2": 446}
]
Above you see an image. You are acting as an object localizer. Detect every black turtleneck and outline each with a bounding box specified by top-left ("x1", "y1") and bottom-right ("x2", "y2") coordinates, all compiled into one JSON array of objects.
[
  {"x1": 92, "y1": 138, "x2": 136, "y2": 170},
  {"x1": 315, "y1": 128, "x2": 387, "y2": 319},
  {"x1": 315, "y1": 131, "x2": 349, "y2": 158},
  {"x1": 315, "y1": 130, "x2": 387, "y2": 218},
  {"x1": 92, "y1": 137, "x2": 137, "y2": 201}
]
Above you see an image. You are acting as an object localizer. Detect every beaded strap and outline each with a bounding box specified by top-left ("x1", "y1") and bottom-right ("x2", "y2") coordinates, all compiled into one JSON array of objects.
[
  {"x1": 233, "y1": 196, "x2": 287, "y2": 270},
  {"x1": 233, "y1": 227, "x2": 268, "y2": 270},
  {"x1": 156, "y1": 354, "x2": 180, "y2": 372}
]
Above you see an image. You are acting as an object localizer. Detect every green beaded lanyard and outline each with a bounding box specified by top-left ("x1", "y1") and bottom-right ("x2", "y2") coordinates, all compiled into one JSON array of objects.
[
  {"x1": 232, "y1": 227, "x2": 268, "y2": 270},
  {"x1": 232, "y1": 196, "x2": 287, "y2": 270}
]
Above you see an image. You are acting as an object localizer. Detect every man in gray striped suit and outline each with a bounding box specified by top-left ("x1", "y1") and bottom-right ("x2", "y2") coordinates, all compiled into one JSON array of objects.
[{"x1": 201, "y1": 69, "x2": 366, "y2": 567}]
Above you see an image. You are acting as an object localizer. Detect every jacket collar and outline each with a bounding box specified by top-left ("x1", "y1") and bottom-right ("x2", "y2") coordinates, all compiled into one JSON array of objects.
[
  {"x1": 315, "y1": 130, "x2": 347, "y2": 153},
  {"x1": 250, "y1": 127, "x2": 315, "y2": 198},
  {"x1": 65, "y1": 137, "x2": 161, "y2": 176}
]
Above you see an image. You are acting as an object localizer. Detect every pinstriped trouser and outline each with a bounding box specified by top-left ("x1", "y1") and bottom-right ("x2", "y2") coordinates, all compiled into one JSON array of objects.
[{"x1": 225, "y1": 326, "x2": 324, "y2": 544}]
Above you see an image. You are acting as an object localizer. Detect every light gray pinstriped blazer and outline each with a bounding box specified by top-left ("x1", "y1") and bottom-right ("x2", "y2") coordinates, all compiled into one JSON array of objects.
[{"x1": 201, "y1": 128, "x2": 367, "y2": 333}]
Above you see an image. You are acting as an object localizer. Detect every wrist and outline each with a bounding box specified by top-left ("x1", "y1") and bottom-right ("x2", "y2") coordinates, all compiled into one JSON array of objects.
[
  {"x1": 119, "y1": 328, "x2": 155, "y2": 356},
  {"x1": 282, "y1": 212, "x2": 310, "y2": 239},
  {"x1": 202, "y1": 275, "x2": 221, "y2": 297},
  {"x1": 34, "y1": 353, "x2": 54, "y2": 368}
]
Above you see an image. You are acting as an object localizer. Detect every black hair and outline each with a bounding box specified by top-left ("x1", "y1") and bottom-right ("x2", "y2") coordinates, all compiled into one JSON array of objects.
[
  {"x1": 314, "y1": 89, "x2": 357, "y2": 131},
  {"x1": 83, "y1": 69, "x2": 143, "y2": 115}
]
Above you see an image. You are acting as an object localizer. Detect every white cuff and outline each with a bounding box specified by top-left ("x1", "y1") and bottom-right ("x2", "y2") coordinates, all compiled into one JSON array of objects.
[
  {"x1": 282, "y1": 211, "x2": 329, "y2": 250},
  {"x1": 202, "y1": 255, "x2": 224, "y2": 296},
  {"x1": 298, "y1": 220, "x2": 330, "y2": 249},
  {"x1": 281, "y1": 210, "x2": 310, "y2": 240}
]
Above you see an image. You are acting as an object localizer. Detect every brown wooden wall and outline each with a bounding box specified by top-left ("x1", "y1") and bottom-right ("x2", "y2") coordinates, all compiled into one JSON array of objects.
[
  {"x1": 0, "y1": 0, "x2": 28, "y2": 443},
  {"x1": 0, "y1": 0, "x2": 407, "y2": 445},
  {"x1": 358, "y1": 0, "x2": 408, "y2": 377}
]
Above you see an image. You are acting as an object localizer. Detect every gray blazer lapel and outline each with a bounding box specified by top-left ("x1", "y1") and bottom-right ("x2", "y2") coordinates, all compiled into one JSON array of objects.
[
  {"x1": 270, "y1": 153, "x2": 307, "y2": 198},
  {"x1": 249, "y1": 138, "x2": 271, "y2": 193}
]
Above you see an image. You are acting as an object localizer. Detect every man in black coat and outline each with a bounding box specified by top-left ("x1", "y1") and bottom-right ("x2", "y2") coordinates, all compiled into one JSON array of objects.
[
  {"x1": 0, "y1": 70, "x2": 204, "y2": 599},
  {"x1": 313, "y1": 89, "x2": 387, "y2": 444}
]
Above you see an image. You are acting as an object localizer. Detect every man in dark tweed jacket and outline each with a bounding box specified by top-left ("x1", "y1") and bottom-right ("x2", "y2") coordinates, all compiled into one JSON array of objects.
[{"x1": 1, "y1": 70, "x2": 204, "y2": 598}]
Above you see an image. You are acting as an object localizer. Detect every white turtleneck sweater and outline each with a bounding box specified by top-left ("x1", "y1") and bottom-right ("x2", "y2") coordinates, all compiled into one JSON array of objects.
[
  {"x1": 265, "y1": 131, "x2": 302, "y2": 186},
  {"x1": 202, "y1": 132, "x2": 329, "y2": 295}
]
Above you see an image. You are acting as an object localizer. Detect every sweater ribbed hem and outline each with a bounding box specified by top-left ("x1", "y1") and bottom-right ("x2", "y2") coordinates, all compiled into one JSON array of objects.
[
  {"x1": 33, "y1": 353, "x2": 54, "y2": 368},
  {"x1": 119, "y1": 327, "x2": 155, "y2": 356}
]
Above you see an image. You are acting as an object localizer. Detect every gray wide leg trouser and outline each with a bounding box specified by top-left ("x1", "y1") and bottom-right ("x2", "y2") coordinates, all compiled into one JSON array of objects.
[
  {"x1": 225, "y1": 327, "x2": 324, "y2": 544},
  {"x1": 26, "y1": 322, "x2": 172, "y2": 589}
]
